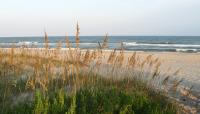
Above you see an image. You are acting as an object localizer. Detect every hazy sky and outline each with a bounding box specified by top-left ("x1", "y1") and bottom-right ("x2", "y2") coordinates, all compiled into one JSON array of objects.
[{"x1": 0, "y1": 0, "x2": 200, "y2": 36}]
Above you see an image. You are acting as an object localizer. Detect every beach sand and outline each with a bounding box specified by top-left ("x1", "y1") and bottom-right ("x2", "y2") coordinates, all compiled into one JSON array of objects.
[
  {"x1": 127, "y1": 52, "x2": 200, "y2": 85},
  {"x1": 102, "y1": 51, "x2": 200, "y2": 82},
  {"x1": 103, "y1": 51, "x2": 200, "y2": 92}
]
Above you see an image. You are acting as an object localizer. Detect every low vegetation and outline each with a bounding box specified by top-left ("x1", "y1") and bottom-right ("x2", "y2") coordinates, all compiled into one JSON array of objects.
[{"x1": 0, "y1": 24, "x2": 191, "y2": 114}]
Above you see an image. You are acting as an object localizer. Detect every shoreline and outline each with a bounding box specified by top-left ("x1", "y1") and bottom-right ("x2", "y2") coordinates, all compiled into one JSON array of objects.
[{"x1": 4, "y1": 47, "x2": 200, "y2": 53}]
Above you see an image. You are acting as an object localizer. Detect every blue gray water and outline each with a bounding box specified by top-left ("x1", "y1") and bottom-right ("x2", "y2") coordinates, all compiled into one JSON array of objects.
[{"x1": 0, "y1": 36, "x2": 200, "y2": 53}]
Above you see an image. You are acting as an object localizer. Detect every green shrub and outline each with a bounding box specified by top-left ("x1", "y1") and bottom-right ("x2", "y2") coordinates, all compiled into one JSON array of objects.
[
  {"x1": 33, "y1": 90, "x2": 45, "y2": 114},
  {"x1": 2, "y1": 85, "x2": 177, "y2": 114}
]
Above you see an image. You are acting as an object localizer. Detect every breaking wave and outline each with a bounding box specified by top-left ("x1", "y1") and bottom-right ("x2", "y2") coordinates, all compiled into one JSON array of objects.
[{"x1": 123, "y1": 42, "x2": 200, "y2": 48}]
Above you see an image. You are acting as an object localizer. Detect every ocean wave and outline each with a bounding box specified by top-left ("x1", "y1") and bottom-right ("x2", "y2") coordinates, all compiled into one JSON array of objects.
[
  {"x1": 139, "y1": 42, "x2": 175, "y2": 44},
  {"x1": 17, "y1": 41, "x2": 38, "y2": 45},
  {"x1": 123, "y1": 42, "x2": 200, "y2": 48},
  {"x1": 122, "y1": 42, "x2": 137, "y2": 45},
  {"x1": 0, "y1": 42, "x2": 57, "y2": 46},
  {"x1": 0, "y1": 42, "x2": 99, "y2": 46},
  {"x1": 0, "y1": 41, "x2": 199, "y2": 53},
  {"x1": 78, "y1": 43, "x2": 98, "y2": 45},
  {"x1": 176, "y1": 49, "x2": 198, "y2": 52}
]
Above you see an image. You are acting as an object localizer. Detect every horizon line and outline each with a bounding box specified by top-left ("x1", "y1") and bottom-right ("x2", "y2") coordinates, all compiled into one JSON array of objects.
[{"x1": 0, "y1": 35, "x2": 200, "y2": 38}]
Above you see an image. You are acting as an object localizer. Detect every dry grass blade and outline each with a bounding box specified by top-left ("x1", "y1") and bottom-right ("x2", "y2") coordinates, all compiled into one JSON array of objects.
[
  {"x1": 162, "y1": 75, "x2": 170, "y2": 85},
  {"x1": 44, "y1": 31, "x2": 49, "y2": 49},
  {"x1": 83, "y1": 50, "x2": 90, "y2": 64},
  {"x1": 146, "y1": 54, "x2": 153, "y2": 63},
  {"x1": 56, "y1": 41, "x2": 62, "y2": 50},
  {"x1": 75, "y1": 22, "x2": 80, "y2": 48},
  {"x1": 90, "y1": 50, "x2": 97, "y2": 60},
  {"x1": 107, "y1": 49, "x2": 117, "y2": 64},
  {"x1": 171, "y1": 78, "x2": 184, "y2": 92},
  {"x1": 173, "y1": 69, "x2": 181, "y2": 76},
  {"x1": 128, "y1": 52, "x2": 137, "y2": 67},
  {"x1": 9, "y1": 45, "x2": 15, "y2": 64},
  {"x1": 151, "y1": 62, "x2": 161, "y2": 79},
  {"x1": 65, "y1": 34, "x2": 74, "y2": 61},
  {"x1": 102, "y1": 34, "x2": 109, "y2": 49},
  {"x1": 181, "y1": 85, "x2": 194, "y2": 97},
  {"x1": 117, "y1": 42, "x2": 125, "y2": 66},
  {"x1": 66, "y1": 34, "x2": 71, "y2": 49},
  {"x1": 98, "y1": 42, "x2": 102, "y2": 49}
]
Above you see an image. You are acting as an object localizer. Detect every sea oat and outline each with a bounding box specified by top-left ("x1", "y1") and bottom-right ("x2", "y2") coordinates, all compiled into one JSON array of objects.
[
  {"x1": 75, "y1": 22, "x2": 80, "y2": 48},
  {"x1": 102, "y1": 34, "x2": 109, "y2": 49},
  {"x1": 44, "y1": 31, "x2": 49, "y2": 49}
]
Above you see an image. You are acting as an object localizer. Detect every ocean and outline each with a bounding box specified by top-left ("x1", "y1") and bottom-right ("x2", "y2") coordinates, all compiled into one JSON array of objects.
[{"x1": 0, "y1": 36, "x2": 200, "y2": 53}]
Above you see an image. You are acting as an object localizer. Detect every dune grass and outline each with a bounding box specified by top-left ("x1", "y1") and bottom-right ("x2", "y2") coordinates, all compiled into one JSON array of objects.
[{"x1": 0, "y1": 24, "x2": 191, "y2": 114}]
